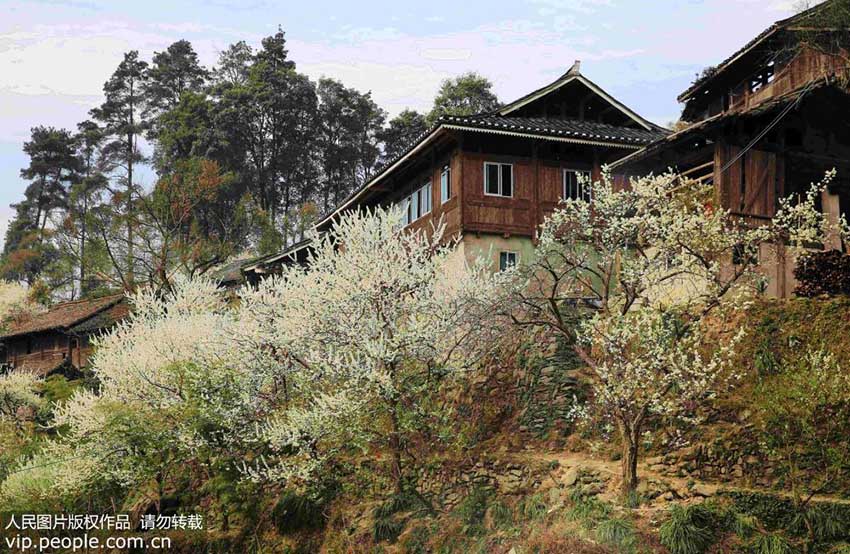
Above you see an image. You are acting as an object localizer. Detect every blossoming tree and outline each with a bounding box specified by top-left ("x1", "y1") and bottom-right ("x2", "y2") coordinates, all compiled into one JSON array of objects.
[
  {"x1": 238, "y1": 206, "x2": 501, "y2": 495},
  {"x1": 0, "y1": 281, "x2": 45, "y2": 426},
  {"x1": 511, "y1": 171, "x2": 843, "y2": 496},
  {"x1": 1, "y1": 207, "x2": 502, "y2": 510}
]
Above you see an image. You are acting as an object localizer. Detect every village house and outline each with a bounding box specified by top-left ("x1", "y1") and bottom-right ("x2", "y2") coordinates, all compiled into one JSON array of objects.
[
  {"x1": 242, "y1": 62, "x2": 668, "y2": 284},
  {"x1": 0, "y1": 294, "x2": 129, "y2": 376},
  {"x1": 612, "y1": 1, "x2": 850, "y2": 297}
]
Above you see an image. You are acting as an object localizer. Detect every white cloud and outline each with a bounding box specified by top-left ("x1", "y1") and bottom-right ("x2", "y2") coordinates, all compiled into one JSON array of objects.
[
  {"x1": 420, "y1": 48, "x2": 472, "y2": 61},
  {"x1": 0, "y1": 91, "x2": 100, "y2": 141},
  {"x1": 528, "y1": 0, "x2": 612, "y2": 16}
]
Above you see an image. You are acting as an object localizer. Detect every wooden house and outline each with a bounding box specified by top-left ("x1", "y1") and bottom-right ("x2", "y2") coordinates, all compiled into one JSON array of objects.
[
  {"x1": 0, "y1": 295, "x2": 129, "y2": 376},
  {"x1": 243, "y1": 62, "x2": 667, "y2": 282},
  {"x1": 611, "y1": 1, "x2": 850, "y2": 297}
]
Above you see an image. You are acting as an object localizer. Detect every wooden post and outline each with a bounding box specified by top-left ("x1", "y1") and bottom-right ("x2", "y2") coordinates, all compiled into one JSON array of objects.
[{"x1": 821, "y1": 188, "x2": 843, "y2": 251}]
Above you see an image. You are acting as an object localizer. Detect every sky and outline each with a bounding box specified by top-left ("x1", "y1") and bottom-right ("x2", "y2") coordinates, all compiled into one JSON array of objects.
[{"x1": 0, "y1": 0, "x2": 802, "y2": 245}]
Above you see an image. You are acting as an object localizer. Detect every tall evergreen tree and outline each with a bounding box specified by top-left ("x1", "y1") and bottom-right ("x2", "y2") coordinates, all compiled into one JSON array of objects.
[
  {"x1": 211, "y1": 41, "x2": 254, "y2": 88},
  {"x1": 18, "y1": 126, "x2": 79, "y2": 242},
  {"x1": 66, "y1": 120, "x2": 111, "y2": 296},
  {"x1": 214, "y1": 30, "x2": 318, "y2": 245},
  {"x1": 144, "y1": 40, "x2": 209, "y2": 118},
  {"x1": 90, "y1": 51, "x2": 148, "y2": 289},
  {"x1": 427, "y1": 72, "x2": 501, "y2": 124},
  {"x1": 144, "y1": 39, "x2": 209, "y2": 171},
  {"x1": 315, "y1": 78, "x2": 385, "y2": 213},
  {"x1": 1, "y1": 127, "x2": 79, "y2": 286},
  {"x1": 377, "y1": 109, "x2": 428, "y2": 164}
]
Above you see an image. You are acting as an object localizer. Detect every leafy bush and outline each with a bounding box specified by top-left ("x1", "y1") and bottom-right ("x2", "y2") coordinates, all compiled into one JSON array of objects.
[
  {"x1": 659, "y1": 504, "x2": 719, "y2": 554},
  {"x1": 596, "y1": 516, "x2": 638, "y2": 553},
  {"x1": 723, "y1": 484, "x2": 850, "y2": 537},
  {"x1": 487, "y1": 500, "x2": 513, "y2": 530},
  {"x1": 373, "y1": 516, "x2": 405, "y2": 544},
  {"x1": 454, "y1": 487, "x2": 489, "y2": 534},
  {"x1": 372, "y1": 493, "x2": 417, "y2": 544},
  {"x1": 518, "y1": 493, "x2": 548, "y2": 522},
  {"x1": 272, "y1": 490, "x2": 325, "y2": 534},
  {"x1": 566, "y1": 491, "x2": 611, "y2": 530},
  {"x1": 794, "y1": 250, "x2": 850, "y2": 297},
  {"x1": 750, "y1": 533, "x2": 797, "y2": 554}
]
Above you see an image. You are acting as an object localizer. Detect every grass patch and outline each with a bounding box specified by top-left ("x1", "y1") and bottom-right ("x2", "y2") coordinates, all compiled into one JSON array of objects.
[
  {"x1": 658, "y1": 504, "x2": 718, "y2": 554},
  {"x1": 595, "y1": 516, "x2": 638, "y2": 553},
  {"x1": 749, "y1": 532, "x2": 796, "y2": 554},
  {"x1": 518, "y1": 493, "x2": 548, "y2": 522},
  {"x1": 487, "y1": 499, "x2": 513, "y2": 530},
  {"x1": 565, "y1": 491, "x2": 612, "y2": 530},
  {"x1": 453, "y1": 487, "x2": 489, "y2": 536},
  {"x1": 272, "y1": 491, "x2": 325, "y2": 534}
]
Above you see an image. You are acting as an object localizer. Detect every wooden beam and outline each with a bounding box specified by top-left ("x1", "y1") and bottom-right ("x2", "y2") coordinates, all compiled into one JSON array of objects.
[{"x1": 681, "y1": 161, "x2": 715, "y2": 177}]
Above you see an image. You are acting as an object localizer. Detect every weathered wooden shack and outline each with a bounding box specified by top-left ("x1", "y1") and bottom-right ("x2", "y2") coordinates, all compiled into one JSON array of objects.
[
  {"x1": 612, "y1": 1, "x2": 850, "y2": 297},
  {"x1": 0, "y1": 295, "x2": 129, "y2": 376}
]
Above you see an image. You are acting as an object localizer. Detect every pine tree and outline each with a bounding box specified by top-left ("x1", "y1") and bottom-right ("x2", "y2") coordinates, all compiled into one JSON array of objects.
[{"x1": 90, "y1": 51, "x2": 148, "y2": 289}]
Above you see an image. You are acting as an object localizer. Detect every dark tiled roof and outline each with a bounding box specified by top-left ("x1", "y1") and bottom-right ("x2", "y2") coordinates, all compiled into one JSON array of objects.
[
  {"x1": 678, "y1": 1, "x2": 832, "y2": 102},
  {"x1": 243, "y1": 239, "x2": 314, "y2": 274},
  {"x1": 69, "y1": 301, "x2": 130, "y2": 335},
  {"x1": 441, "y1": 115, "x2": 668, "y2": 146},
  {"x1": 210, "y1": 258, "x2": 256, "y2": 286},
  {"x1": 613, "y1": 80, "x2": 831, "y2": 170},
  {"x1": 1, "y1": 294, "x2": 126, "y2": 339}
]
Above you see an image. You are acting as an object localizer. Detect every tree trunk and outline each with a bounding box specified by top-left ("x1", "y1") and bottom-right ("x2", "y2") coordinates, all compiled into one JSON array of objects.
[
  {"x1": 126, "y1": 132, "x2": 134, "y2": 290},
  {"x1": 620, "y1": 426, "x2": 639, "y2": 497},
  {"x1": 79, "y1": 194, "x2": 87, "y2": 296},
  {"x1": 389, "y1": 400, "x2": 403, "y2": 496}
]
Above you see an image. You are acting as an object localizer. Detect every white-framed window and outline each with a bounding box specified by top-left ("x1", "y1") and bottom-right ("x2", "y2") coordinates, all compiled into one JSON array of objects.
[
  {"x1": 400, "y1": 198, "x2": 411, "y2": 226},
  {"x1": 440, "y1": 165, "x2": 451, "y2": 204},
  {"x1": 420, "y1": 181, "x2": 432, "y2": 215},
  {"x1": 410, "y1": 189, "x2": 419, "y2": 221},
  {"x1": 563, "y1": 169, "x2": 592, "y2": 202},
  {"x1": 499, "y1": 251, "x2": 519, "y2": 272},
  {"x1": 398, "y1": 182, "x2": 433, "y2": 227},
  {"x1": 484, "y1": 162, "x2": 513, "y2": 197}
]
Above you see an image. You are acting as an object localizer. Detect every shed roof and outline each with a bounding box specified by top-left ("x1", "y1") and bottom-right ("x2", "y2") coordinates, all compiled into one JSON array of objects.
[
  {"x1": 612, "y1": 79, "x2": 830, "y2": 171},
  {"x1": 1, "y1": 294, "x2": 126, "y2": 339},
  {"x1": 678, "y1": 1, "x2": 833, "y2": 103}
]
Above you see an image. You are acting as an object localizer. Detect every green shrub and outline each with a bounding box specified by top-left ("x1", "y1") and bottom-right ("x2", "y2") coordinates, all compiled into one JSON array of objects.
[
  {"x1": 566, "y1": 491, "x2": 611, "y2": 530},
  {"x1": 518, "y1": 493, "x2": 548, "y2": 522},
  {"x1": 372, "y1": 492, "x2": 422, "y2": 544},
  {"x1": 398, "y1": 523, "x2": 432, "y2": 554},
  {"x1": 487, "y1": 500, "x2": 513, "y2": 530},
  {"x1": 373, "y1": 516, "x2": 405, "y2": 544},
  {"x1": 750, "y1": 532, "x2": 797, "y2": 554},
  {"x1": 596, "y1": 516, "x2": 638, "y2": 552},
  {"x1": 373, "y1": 493, "x2": 415, "y2": 520},
  {"x1": 793, "y1": 504, "x2": 848, "y2": 543},
  {"x1": 659, "y1": 504, "x2": 718, "y2": 554},
  {"x1": 454, "y1": 487, "x2": 489, "y2": 533},
  {"x1": 272, "y1": 491, "x2": 324, "y2": 534},
  {"x1": 723, "y1": 491, "x2": 850, "y2": 539}
]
